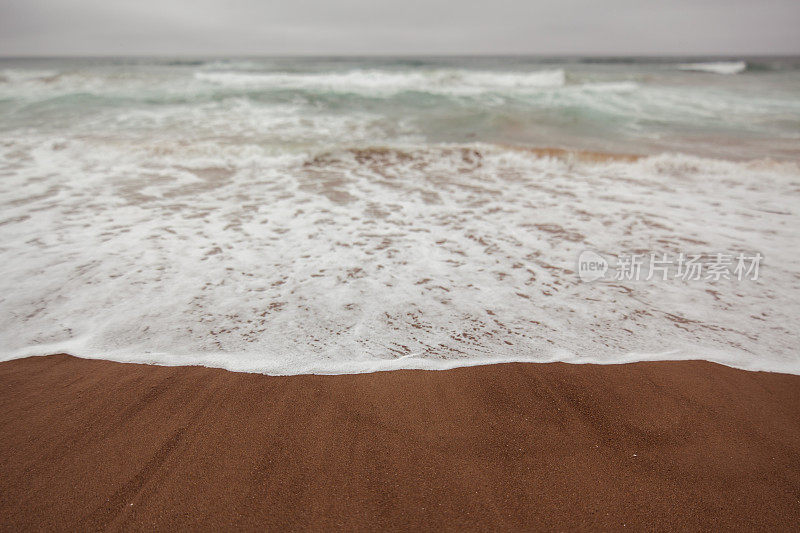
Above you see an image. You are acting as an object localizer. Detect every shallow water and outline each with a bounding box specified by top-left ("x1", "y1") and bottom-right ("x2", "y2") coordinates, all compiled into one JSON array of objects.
[{"x1": 1, "y1": 56, "x2": 798, "y2": 374}]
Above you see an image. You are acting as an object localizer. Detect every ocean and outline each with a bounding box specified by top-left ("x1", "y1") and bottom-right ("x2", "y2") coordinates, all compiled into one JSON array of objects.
[{"x1": 1, "y1": 56, "x2": 798, "y2": 374}]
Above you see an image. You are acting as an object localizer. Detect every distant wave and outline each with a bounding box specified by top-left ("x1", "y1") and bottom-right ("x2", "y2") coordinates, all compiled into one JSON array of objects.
[
  {"x1": 194, "y1": 69, "x2": 566, "y2": 95},
  {"x1": 677, "y1": 61, "x2": 747, "y2": 75},
  {"x1": 569, "y1": 81, "x2": 639, "y2": 92},
  {"x1": 0, "y1": 69, "x2": 61, "y2": 83}
]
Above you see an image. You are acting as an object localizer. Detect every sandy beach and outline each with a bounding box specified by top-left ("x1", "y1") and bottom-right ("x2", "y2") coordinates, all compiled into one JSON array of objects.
[
  {"x1": 1, "y1": 354, "x2": 798, "y2": 530},
  {"x1": 3, "y1": 2, "x2": 800, "y2": 530}
]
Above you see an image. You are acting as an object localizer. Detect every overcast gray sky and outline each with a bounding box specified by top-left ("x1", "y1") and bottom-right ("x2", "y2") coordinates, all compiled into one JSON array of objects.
[{"x1": 1, "y1": 0, "x2": 798, "y2": 56}]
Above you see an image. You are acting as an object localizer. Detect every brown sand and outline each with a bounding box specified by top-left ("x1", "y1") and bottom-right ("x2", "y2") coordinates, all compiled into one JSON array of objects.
[{"x1": 1, "y1": 354, "x2": 798, "y2": 531}]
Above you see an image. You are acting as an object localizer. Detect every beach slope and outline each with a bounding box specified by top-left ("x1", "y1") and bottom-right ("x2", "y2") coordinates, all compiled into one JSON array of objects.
[{"x1": 1, "y1": 354, "x2": 798, "y2": 530}]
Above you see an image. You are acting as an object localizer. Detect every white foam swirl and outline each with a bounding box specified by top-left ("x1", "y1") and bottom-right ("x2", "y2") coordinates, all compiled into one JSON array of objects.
[
  {"x1": 194, "y1": 68, "x2": 566, "y2": 95},
  {"x1": 0, "y1": 138, "x2": 798, "y2": 375},
  {"x1": 677, "y1": 61, "x2": 747, "y2": 75}
]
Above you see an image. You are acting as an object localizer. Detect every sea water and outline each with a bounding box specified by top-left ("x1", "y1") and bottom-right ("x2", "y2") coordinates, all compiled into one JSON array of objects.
[{"x1": 1, "y1": 56, "x2": 798, "y2": 374}]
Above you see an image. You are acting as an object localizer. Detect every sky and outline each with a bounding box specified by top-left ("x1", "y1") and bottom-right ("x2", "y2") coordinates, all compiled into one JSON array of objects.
[{"x1": 1, "y1": 0, "x2": 799, "y2": 56}]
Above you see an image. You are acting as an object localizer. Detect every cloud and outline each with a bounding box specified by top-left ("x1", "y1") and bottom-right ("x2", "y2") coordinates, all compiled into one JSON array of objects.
[{"x1": 1, "y1": 0, "x2": 798, "y2": 55}]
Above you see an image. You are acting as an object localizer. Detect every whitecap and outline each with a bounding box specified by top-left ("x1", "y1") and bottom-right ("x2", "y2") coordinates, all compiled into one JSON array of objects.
[
  {"x1": 194, "y1": 68, "x2": 566, "y2": 95},
  {"x1": 677, "y1": 61, "x2": 747, "y2": 75}
]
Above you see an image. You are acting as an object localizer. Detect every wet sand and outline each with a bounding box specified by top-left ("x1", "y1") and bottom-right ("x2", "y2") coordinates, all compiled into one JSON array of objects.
[{"x1": 1, "y1": 354, "x2": 798, "y2": 531}]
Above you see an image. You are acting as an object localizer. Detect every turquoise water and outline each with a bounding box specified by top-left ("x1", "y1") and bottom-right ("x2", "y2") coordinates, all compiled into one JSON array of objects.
[{"x1": 1, "y1": 56, "x2": 799, "y2": 159}]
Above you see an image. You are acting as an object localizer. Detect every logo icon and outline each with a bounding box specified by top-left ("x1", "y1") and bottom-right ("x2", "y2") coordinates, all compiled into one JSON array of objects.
[{"x1": 578, "y1": 250, "x2": 608, "y2": 282}]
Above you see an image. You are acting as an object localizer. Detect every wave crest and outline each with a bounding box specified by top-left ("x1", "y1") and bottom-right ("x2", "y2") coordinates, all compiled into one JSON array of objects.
[
  {"x1": 194, "y1": 68, "x2": 566, "y2": 95},
  {"x1": 677, "y1": 61, "x2": 747, "y2": 75}
]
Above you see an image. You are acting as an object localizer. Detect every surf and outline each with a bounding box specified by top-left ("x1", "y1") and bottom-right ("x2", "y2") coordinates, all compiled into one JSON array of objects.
[{"x1": 677, "y1": 60, "x2": 747, "y2": 74}]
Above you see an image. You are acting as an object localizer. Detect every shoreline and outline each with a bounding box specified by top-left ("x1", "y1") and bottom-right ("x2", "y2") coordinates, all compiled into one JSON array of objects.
[
  {"x1": 2, "y1": 354, "x2": 798, "y2": 530},
  {"x1": 5, "y1": 347, "x2": 800, "y2": 377}
]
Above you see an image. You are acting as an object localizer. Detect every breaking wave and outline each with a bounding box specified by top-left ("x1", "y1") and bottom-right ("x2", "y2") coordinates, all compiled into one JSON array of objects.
[
  {"x1": 194, "y1": 68, "x2": 567, "y2": 95},
  {"x1": 677, "y1": 61, "x2": 747, "y2": 75}
]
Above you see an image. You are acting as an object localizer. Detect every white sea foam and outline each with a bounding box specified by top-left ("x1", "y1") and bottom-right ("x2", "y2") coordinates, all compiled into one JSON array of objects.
[
  {"x1": 570, "y1": 81, "x2": 640, "y2": 92},
  {"x1": 677, "y1": 61, "x2": 747, "y2": 75},
  {"x1": 0, "y1": 136, "x2": 798, "y2": 375},
  {"x1": 110, "y1": 100, "x2": 420, "y2": 147},
  {"x1": 1, "y1": 58, "x2": 799, "y2": 375},
  {"x1": 0, "y1": 68, "x2": 62, "y2": 82},
  {"x1": 194, "y1": 68, "x2": 566, "y2": 95}
]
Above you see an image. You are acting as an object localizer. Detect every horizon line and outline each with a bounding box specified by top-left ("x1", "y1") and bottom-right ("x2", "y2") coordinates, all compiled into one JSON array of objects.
[{"x1": 1, "y1": 52, "x2": 799, "y2": 60}]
